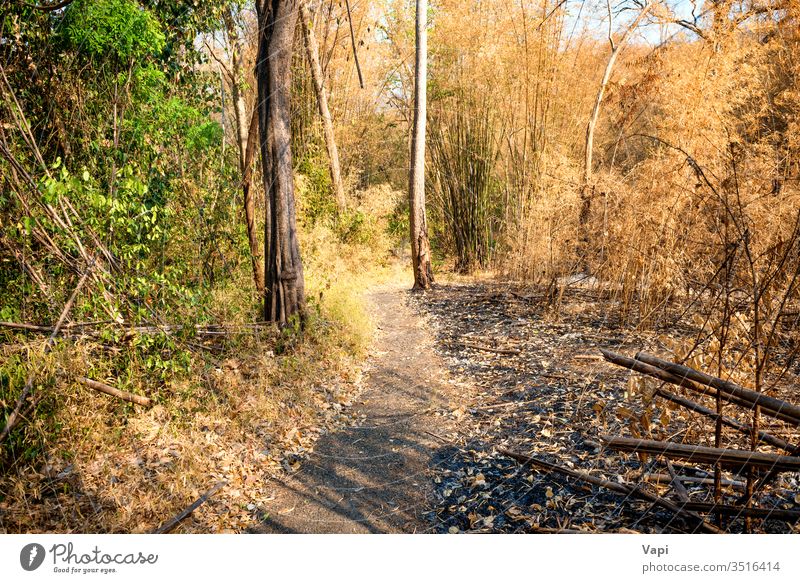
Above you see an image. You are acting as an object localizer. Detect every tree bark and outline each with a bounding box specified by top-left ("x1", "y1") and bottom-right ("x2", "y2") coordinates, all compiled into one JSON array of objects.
[
  {"x1": 256, "y1": 0, "x2": 306, "y2": 325},
  {"x1": 299, "y1": 1, "x2": 347, "y2": 213},
  {"x1": 409, "y1": 0, "x2": 433, "y2": 290},
  {"x1": 223, "y1": 9, "x2": 265, "y2": 295}
]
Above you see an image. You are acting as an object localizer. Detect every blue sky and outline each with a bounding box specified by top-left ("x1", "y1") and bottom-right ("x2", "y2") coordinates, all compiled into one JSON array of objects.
[{"x1": 561, "y1": 0, "x2": 707, "y2": 46}]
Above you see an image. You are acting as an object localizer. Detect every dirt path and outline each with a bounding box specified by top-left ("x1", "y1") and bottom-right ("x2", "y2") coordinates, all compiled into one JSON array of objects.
[{"x1": 255, "y1": 282, "x2": 457, "y2": 533}]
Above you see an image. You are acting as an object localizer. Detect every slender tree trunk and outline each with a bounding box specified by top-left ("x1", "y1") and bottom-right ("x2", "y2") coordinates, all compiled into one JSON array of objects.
[
  {"x1": 299, "y1": 1, "x2": 347, "y2": 213},
  {"x1": 224, "y1": 9, "x2": 265, "y2": 295},
  {"x1": 409, "y1": 0, "x2": 433, "y2": 290},
  {"x1": 578, "y1": 2, "x2": 654, "y2": 268},
  {"x1": 242, "y1": 108, "x2": 265, "y2": 294},
  {"x1": 256, "y1": 0, "x2": 305, "y2": 325}
]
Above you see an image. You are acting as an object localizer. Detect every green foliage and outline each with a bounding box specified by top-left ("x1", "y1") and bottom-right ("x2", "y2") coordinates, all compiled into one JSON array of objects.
[
  {"x1": 428, "y1": 94, "x2": 503, "y2": 273},
  {"x1": 297, "y1": 152, "x2": 338, "y2": 225},
  {"x1": 62, "y1": 0, "x2": 165, "y2": 62}
]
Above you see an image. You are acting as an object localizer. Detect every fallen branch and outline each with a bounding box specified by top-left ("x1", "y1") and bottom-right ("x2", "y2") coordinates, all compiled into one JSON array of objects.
[
  {"x1": 76, "y1": 377, "x2": 151, "y2": 407},
  {"x1": 643, "y1": 473, "x2": 745, "y2": 492},
  {"x1": 151, "y1": 482, "x2": 225, "y2": 534},
  {"x1": 636, "y1": 352, "x2": 800, "y2": 426},
  {"x1": 600, "y1": 435, "x2": 800, "y2": 473},
  {"x1": 666, "y1": 460, "x2": 690, "y2": 502},
  {"x1": 459, "y1": 342, "x2": 521, "y2": 355},
  {"x1": 498, "y1": 448, "x2": 721, "y2": 533}
]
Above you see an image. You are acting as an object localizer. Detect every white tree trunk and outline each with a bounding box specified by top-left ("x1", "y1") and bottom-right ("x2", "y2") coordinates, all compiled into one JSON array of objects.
[{"x1": 409, "y1": 0, "x2": 433, "y2": 289}]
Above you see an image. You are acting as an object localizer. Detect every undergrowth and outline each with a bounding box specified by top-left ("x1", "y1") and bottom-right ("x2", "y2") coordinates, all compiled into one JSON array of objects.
[{"x1": 0, "y1": 178, "x2": 405, "y2": 533}]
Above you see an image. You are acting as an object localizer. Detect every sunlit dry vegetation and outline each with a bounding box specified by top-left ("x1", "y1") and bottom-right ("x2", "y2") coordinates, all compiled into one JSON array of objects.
[{"x1": 1, "y1": 0, "x2": 799, "y2": 533}]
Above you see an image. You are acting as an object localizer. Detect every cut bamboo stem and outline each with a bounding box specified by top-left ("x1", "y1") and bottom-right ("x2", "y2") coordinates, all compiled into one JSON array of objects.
[
  {"x1": 636, "y1": 352, "x2": 800, "y2": 425},
  {"x1": 643, "y1": 473, "x2": 746, "y2": 492},
  {"x1": 600, "y1": 349, "x2": 800, "y2": 426},
  {"x1": 601, "y1": 435, "x2": 800, "y2": 473},
  {"x1": 654, "y1": 388, "x2": 794, "y2": 453},
  {"x1": 681, "y1": 502, "x2": 800, "y2": 522},
  {"x1": 76, "y1": 377, "x2": 151, "y2": 407}
]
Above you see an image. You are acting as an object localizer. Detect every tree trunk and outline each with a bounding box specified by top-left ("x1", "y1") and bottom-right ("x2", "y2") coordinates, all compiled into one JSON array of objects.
[
  {"x1": 409, "y1": 0, "x2": 433, "y2": 290},
  {"x1": 256, "y1": 0, "x2": 305, "y2": 325},
  {"x1": 578, "y1": 2, "x2": 654, "y2": 268},
  {"x1": 224, "y1": 9, "x2": 265, "y2": 295},
  {"x1": 242, "y1": 108, "x2": 265, "y2": 295},
  {"x1": 299, "y1": 1, "x2": 347, "y2": 213}
]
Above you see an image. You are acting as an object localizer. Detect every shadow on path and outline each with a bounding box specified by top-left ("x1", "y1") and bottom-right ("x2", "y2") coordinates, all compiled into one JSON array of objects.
[{"x1": 252, "y1": 284, "x2": 456, "y2": 533}]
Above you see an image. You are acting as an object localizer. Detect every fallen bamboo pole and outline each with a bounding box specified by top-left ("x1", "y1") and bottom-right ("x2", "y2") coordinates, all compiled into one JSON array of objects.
[
  {"x1": 643, "y1": 473, "x2": 746, "y2": 492},
  {"x1": 600, "y1": 435, "x2": 800, "y2": 473},
  {"x1": 654, "y1": 388, "x2": 794, "y2": 453},
  {"x1": 498, "y1": 448, "x2": 721, "y2": 534},
  {"x1": 76, "y1": 377, "x2": 151, "y2": 407},
  {"x1": 636, "y1": 352, "x2": 800, "y2": 426},
  {"x1": 600, "y1": 349, "x2": 800, "y2": 426}
]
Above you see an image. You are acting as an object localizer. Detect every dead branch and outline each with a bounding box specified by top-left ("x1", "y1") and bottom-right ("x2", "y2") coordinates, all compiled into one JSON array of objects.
[
  {"x1": 636, "y1": 352, "x2": 800, "y2": 425},
  {"x1": 151, "y1": 482, "x2": 226, "y2": 534},
  {"x1": 643, "y1": 473, "x2": 746, "y2": 492},
  {"x1": 76, "y1": 377, "x2": 151, "y2": 407},
  {"x1": 600, "y1": 349, "x2": 800, "y2": 426},
  {"x1": 680, "y1": 502, "x2": 800, "y2": 522},
  {"x1": 654, "y1": 388, "x2": 795, "y2": 453}
]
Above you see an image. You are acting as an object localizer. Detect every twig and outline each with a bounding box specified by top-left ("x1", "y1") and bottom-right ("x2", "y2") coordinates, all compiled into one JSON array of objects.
[
  {"x1": 458, "y1": 342, "x2": 521, "y2": 355},
  {"x1": 151, "y1": 482, "x2": 226, "y2": 534}
]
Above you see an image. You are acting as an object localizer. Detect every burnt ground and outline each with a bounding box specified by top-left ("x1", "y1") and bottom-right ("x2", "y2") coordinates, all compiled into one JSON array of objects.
[
  {"x1": 254, "y1": 278, "x2": 800, "y2": 534},
  {"x1": 410, "y1": 280, "x2": 800, "y2": 534}
]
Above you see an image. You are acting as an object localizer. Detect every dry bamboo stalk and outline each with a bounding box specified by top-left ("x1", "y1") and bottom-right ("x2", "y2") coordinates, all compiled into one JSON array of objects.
[
  {"x1": 601, "y1": 436, "x2": 800, "y2": 473},
  {"x1": 636, "y1": 352, "x2": 800, "y2": 425},
  {"x1": 151, "y1": 482, "x2": 225, "y2": 534},
  {"x1": 681, "y1": 502, "x2": 800, "y2": 522},
  {"x1": 654, "y1": 388, "x2": 794, "y2": 453},
  {"x1": 76, "y1": 377, "x2": 151, "y2": 407},
  {"x1": 600, "y1": 349, "x2": 800, "y2": 426},
  {"x1": 643, "y1": 473, "x2": 746, "y2": 492}
]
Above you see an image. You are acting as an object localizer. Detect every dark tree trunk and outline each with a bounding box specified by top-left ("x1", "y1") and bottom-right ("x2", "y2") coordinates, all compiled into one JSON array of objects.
[{"x1": 256, "y1": 0, "x2": 305, "y2": 325}]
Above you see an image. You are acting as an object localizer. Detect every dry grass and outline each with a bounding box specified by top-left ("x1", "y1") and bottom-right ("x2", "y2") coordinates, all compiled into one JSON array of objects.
[{"x1": 0, "y1": 183, "x2": 407, "y2": 534}]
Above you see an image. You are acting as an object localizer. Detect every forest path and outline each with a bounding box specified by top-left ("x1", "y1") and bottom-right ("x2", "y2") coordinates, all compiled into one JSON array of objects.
[{"x1": 255, "y1": 280, "x2": 459, "y2": 533}]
